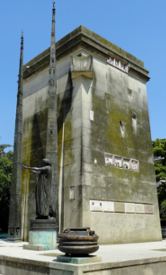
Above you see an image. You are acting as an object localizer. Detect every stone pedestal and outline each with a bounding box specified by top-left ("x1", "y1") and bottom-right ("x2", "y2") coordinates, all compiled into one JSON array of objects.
[
  {"x1": 56, "y1": 255, "x2": 101, "y2": 264},
  {"x1": 24, "y1": 219, "x2": 58, "y2": 251}
]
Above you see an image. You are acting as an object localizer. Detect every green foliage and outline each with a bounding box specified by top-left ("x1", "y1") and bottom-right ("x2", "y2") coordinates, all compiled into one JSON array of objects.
[
  {"x1": 153, "y1": 139, "x2": 166, "y2": 219},
  {"x1": 0, "y1": 145, "x2": 13, "y2": 232},
  {"x1": 160, "y1": 200, "x2": 166, "y2": 218},
  {"x1": 153, "y1": 139, "x2": 166, "y2": 182}
]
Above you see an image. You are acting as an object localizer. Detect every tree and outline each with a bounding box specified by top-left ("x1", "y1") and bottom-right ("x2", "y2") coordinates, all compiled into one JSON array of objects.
[
  {"x1": 153, "y1": 139, "x2": 166, "y2": 219},
  {"x1": 153, "y1": 138, "x2": 166, "y2": 181},
  {"x1": 0, "y1": 145, "x2": 13, "y2": 232}
]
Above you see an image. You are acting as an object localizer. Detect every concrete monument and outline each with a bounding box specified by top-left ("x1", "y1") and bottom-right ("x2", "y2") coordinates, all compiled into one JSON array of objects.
[
  {"x1": 9, "y1": 17, "x2": 161, "y2": 244},
  {"x1": 4, "y1": 2, "x2": 165, "y2": 275}
]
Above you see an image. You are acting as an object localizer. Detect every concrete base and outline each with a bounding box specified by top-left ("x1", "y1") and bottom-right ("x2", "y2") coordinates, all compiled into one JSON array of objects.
[
  {"x1": 1, "y1": 240, "x2": 166, "y2": 274},
  {"x1": 24, "y1": 219, "x2": 58, "y2": 251},
  {"x1": 23, "y1": 243, "x2": 48, "y2": 251},
  {"x1": 56, "y1": 255, "x2": 101, "y2": 264},
  {"x1": 28, "y1": 230, "x2": 57, "y2": 250}
]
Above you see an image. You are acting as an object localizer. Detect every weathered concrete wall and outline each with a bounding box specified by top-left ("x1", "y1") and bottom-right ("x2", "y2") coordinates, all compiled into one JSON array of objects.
[
  {"x1": 21, "y1": 26, "x2": 161, "y2": 243},
  {"x1": 22, "y1": 68, "x2": 49, "y2": 240},
  {"x1": 0, "y1": 258, "x2": 74, "y2": 275},
  {"x1": 22, "y1": 56, "x2": 72, "y2": 239},
  {"x1": 1, "y1": 254, "x2": 166, "y2": 275},
  {"x1": 80, "y1": 56, "x2": 161, "y2": 243},
  {"x1": 80, "y1": 262, "x2": 166, "y2": 275}
]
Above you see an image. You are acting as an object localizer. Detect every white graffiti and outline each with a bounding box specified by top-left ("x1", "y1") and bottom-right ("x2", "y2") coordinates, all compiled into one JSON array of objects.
[
  {"x1": 104, "y1": 153, "x2": 139, "y2": 172},
  {"x1": 107, "y1": 57, "x2": 129, "y2": 73}
]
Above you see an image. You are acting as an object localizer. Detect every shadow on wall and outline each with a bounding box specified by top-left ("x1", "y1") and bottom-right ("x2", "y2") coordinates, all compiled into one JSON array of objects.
[
  {"x1": 24, "y1": 70, "x2": 73, "y2": 229},
  {"x1": 57, "y1": 70, "x2": 73, "y2": 230},
  {"x1": 28, "y1": 108, "x2": 48, "y2": 220},
  {"x1": 58, "y1": 70, "x2": 73, "y2": 131}
]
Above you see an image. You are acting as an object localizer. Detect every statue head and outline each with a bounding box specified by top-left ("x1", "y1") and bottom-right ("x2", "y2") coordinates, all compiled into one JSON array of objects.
[{"x1": 42, "y1": 158, "x2": 51, "y2": 165}]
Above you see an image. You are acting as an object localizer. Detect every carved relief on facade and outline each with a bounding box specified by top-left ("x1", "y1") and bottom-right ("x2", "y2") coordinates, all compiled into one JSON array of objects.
[
  {"x1": 107, "y1": 56, "x2": 129, "y2": 73},
  {"x1": 104, "y1": 152, "x2": 139, "y2": 172},
  {"x1": 71, "y1": 54, "x2": 93, "y2": 71}
]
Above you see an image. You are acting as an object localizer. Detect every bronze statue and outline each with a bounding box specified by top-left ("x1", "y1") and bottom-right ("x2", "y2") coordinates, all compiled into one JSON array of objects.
[{"x1": 23, "y1": 159, "x2": 52, "y2": 219}]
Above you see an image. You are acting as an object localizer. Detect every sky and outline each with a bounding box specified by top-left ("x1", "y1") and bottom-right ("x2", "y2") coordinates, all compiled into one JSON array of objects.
[{"x1": 0, "y1": 0, "x2": 165, "y2": 146}]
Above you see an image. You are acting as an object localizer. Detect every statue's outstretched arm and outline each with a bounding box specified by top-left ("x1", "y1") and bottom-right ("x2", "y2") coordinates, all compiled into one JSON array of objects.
[
  {"x1": 22, "y1": 165, "x2": 40, "y2": 173},
  {"x1": 22, "y1": 164, "x2": 50, "y2": 174}
]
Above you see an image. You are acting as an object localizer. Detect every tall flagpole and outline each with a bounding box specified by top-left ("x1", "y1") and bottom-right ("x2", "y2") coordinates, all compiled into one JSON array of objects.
[
  {"x1": 46, "y1": 1, "x2": 59, "y2": 226},
  {"x1": 8, "y1": 33, "x2": 24, "y2": 239}
]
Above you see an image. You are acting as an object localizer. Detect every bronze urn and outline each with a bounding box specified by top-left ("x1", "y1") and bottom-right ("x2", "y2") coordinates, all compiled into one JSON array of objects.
[{"x1": 58, "y1": 227, "x2": 99, "y2": 256}]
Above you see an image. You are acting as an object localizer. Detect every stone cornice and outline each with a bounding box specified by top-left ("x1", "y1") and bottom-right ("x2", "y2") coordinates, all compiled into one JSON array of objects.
[{"x1": 23, "y1": 25, "x2": 149, "y2": 81}]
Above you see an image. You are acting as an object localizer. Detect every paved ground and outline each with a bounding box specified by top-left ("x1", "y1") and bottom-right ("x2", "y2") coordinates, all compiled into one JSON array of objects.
[{"x1": 0, "y1": 239, "x2": 166, "y2": 264}]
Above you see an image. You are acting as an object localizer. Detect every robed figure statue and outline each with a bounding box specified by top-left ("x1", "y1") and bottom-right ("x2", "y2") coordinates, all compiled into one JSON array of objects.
[{"x1": 23, "y1": 159, "x2": 52, "y2": 219}]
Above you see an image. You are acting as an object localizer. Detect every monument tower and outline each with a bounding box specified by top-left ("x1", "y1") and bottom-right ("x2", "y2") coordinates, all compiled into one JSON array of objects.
[{"x1": 9, "y1": 3, "x2": 161, "y2": 243}]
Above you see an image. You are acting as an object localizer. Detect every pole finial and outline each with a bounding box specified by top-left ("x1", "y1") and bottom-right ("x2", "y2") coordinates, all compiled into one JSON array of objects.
[
  {"x1": 53, "y1": 0, "x2": 55, "y2": 9},
  {"x1": 20, "y1": 32, "x2": 24, "y2": 49}
]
